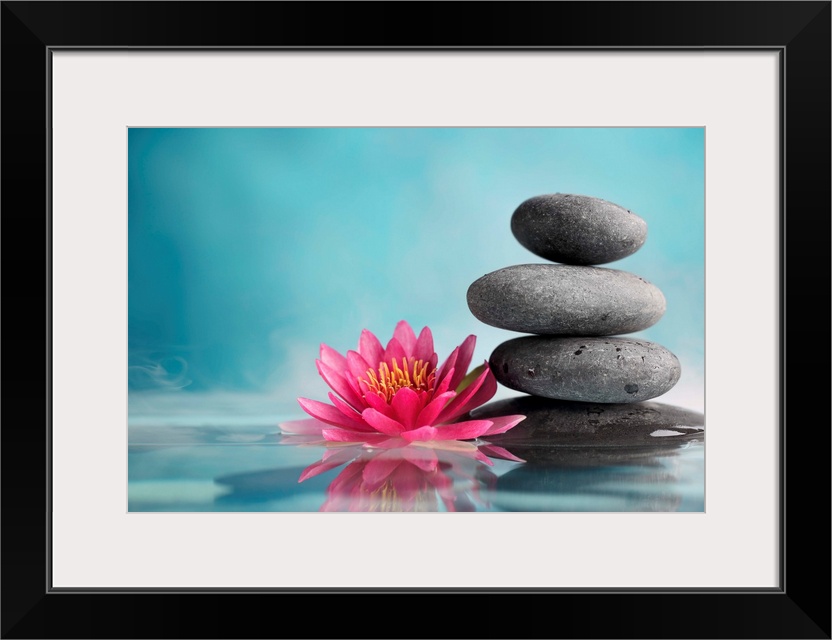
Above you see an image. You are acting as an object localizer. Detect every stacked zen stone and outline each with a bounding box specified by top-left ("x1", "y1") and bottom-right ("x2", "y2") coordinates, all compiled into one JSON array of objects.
[{"x1": 466, "y1": 194, "x2": 703, "y2": 447}]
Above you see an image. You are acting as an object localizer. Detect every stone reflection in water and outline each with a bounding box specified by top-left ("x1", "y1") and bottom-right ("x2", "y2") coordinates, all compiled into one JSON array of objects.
[
  {"x1": 217, "y1": 437, "x2": 524, "y2": 512},
  {"x1": 471, "y1": 395, "x2": 704, "y2": 448},
  {"x1": 487, "y1": 444, "x2": 700, "y2": 512},
  {"x1": 472, "y1": 395, "x2": 705, "y2": 512}
]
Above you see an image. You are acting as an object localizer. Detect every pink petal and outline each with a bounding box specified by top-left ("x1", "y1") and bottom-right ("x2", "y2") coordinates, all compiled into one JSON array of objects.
[
  {"x1": 316, "y1": 359, "x2": 365, "y2": 410},
  {"x1": 435, "y1": 346, "x2": 459, "y2": 386},
  {"x1": 297, "y1": 397, "x2": 371, "y2": 432},
  {"x1": 450, "y1": 364, "x2": 498, "y2": 418},
  {"x1": 363, "y1": 436, "x2": 409, "y2": 449},
  {"x1": 414, "y1": 390, "x2": 456, "y2": 428},
  {"x1": 400, "y1": 445, "x2": 439, "y2": 472},
  {"x1": 472, "y1": 449, "x2": 496, "y2": 466},
  {"x1": 453, "y1": 363, "x2": 486, "y2": 394},
  {"x1": 298, "y1": 447, "x2": 360, "y2": 482},
  {"x1": 399, "y1": 426, "x2": 438, "y2": 442},
  {"x1": 341, "y1": 374, "x2": 364, "y2": 407},
  {"x1": 298, "y1": 462, "x2": 332, "y2": 483},
  {"x1": 390, "y1": 387, "x2": 422, "y2": 431},
  {"x1": 321, "y1": 446, "x2": 360, "y2": 462},
  {"x1": 361, "y1": 433, "x2": 402, "y2": 447},
  {"x1": 361, "y1": 408, "x2": 407, "y2": 436},
  {"x1": 382, "y1": 337, "x2": 407, "y2": 364},
  {"x1": 415, "y1": 438, "x2": 480, "y2": 455},
  {"x1": 393, "y1": 464, "x2": 434, "y2": 510},
  {"x1": 361, "y1": 454, "x2": 403, "y2": 489},
  {"x1": 448, "y1": 335, "x2": 476, "y2": 391},
  {"x1": 428, "y1": 419, "x2": 495, "y2": 441},
  {"x1": 358, "y1": 329, "x2": 385, "y2": 365},
  {"x1": 434, "y1": 364, "x2": 496, "y2": 424},
  {"x1": 361, "y1": 387, "x2": 397, "y2": 418},
  {"x1": 319, "y1": 343, "x2": 347, "y2": 370},
  {"x1": 477, "y1": 442, "x2": 526, "y2": 463},
  {"x1": 482, "y1": 414, "x2": 526, "y2": 436},
  {"x1": 323, "y1": 460, "x2": 364, "y2": 495},
  {"x1": 278, "y1": 417, "x2": 327, "y2": 435},
  {"x1": 357, "y1": 377, "x2": 373, "y2": 398},
  {"x1": 328, "y1": 392, "x2": 375, "y2": 430},
  {"x1": 392, "y1": 320, "x2": 417, "y2": 354},
  {"x1": 346, "y1": 350, "x2": 373, "y2": 381},
  {"x1": 322, "y1": 427, "x2": 386, "y2": 443},
  {"x1": 433, "y1": 366, "x2": 455, "y2": 397},
  {"x1": 402, "y1": 422, "x2": 494, "y2": 442},
  {"x1": 413, "y1": 326, "x2": 435, "y2": 362}
]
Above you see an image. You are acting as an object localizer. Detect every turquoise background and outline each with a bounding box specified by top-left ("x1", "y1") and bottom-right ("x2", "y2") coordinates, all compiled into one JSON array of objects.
[{"x1": 128, "y1": 128, "x2": 704, "y2": 413}]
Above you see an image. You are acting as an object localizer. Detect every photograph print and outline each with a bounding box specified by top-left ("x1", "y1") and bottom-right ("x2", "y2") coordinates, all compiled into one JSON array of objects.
[{"x1": 127, "y1": 126, "x2": 705, "y2": 513}]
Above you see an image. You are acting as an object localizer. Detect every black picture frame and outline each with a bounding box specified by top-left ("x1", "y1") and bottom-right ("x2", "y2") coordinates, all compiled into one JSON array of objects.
[{"x1": 2, "y1": 2, "x2": 829, "y2": 638}]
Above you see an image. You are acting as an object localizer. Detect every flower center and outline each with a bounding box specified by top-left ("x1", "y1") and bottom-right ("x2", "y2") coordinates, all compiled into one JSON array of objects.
[{"x1": 362, "y1": 357, "x2": 436, "y2": 403}]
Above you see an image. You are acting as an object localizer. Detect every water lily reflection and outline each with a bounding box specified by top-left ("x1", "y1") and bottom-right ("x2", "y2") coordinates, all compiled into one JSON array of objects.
[{"x1": 292, "y1": 437, "x2": 524, "y2": 512}]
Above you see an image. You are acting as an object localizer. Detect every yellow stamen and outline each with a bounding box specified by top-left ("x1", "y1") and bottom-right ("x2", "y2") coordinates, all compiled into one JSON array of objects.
[{"x1": 361, "y1": 357, "x2": 436, "y2": 403}]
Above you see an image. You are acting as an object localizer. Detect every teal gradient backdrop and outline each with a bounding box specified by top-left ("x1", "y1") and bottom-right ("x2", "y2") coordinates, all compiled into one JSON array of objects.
[{"x1": 128, "y1": 127, "x2": 704, "y2": 414}]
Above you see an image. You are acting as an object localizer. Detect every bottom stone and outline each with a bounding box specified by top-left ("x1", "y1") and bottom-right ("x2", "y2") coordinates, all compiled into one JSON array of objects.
[
  {"x1": 470, "y1": 395, "x2": 704, "y2": 448},
  {"x1": 489, "y1": 335, "x2": 682, "y2": 403}
]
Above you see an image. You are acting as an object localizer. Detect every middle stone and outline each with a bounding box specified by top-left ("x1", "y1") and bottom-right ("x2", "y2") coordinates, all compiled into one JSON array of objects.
[{"x1": 466, "y1": 263, "x2": 665, "y2": 335}]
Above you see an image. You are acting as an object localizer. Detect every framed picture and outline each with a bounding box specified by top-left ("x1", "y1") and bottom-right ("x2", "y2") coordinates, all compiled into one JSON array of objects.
[
  {"x1": 124, "y1": 124, "x2": 707, "y2": 518},
  {"x1": 2, "y1": 2, "x2": 829, "y2": 638}
]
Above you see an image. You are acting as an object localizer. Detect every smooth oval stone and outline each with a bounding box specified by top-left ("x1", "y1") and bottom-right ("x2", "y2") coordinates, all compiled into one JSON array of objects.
[
  {"x1": 471, "y1": 396, "x2": 703, "y2": 449},
  {"x1": 489, "y1": 336, "x2": 681, "y2": 403},
  {"x1": 467, "y1": 264, "x2": 665, "y2": 335},
  {"x1": 511, "y1": 193, "x2": 648, "y2": 265}
]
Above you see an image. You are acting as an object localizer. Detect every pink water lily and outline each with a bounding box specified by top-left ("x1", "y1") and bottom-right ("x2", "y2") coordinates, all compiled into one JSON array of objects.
[{"x1": 288, "y1": 320, "x2": 525, "y2": 443}]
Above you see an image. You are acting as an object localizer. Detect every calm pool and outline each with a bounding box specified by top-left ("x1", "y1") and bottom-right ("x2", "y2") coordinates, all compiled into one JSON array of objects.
[{"x1": 128, "y1": 393, "x2": 704, "y2": 512}]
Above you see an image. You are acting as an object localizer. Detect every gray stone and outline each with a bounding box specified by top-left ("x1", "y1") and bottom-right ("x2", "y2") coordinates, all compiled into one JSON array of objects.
[
  {"x1": 489, "y1": 336, "x2": 681, "y2": 403},
  {"x1": 511, "y1": 193, "x2": 648, "y2": 265},
  {"x1": 471, "y1": 395, "x2": 703, "y2": 448},
  {"x1": 466, "y1": 264, "x2": 665, "y2": 335}
]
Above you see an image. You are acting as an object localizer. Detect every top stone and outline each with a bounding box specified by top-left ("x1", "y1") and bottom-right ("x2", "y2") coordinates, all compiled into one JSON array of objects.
[{"x1": 511, "y1": 193, "x2": 648, "y2": 265}]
